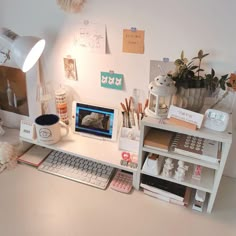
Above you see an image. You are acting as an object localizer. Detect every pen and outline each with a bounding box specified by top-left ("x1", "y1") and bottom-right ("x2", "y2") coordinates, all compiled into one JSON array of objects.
[
  {"x1": 138, "y1": 103, "x2": 142, "y2": 113},
  {"x1": 121, "y1": 112, "x2": 125, "y2": 127},
  {"x1": 125, "y1": 98, "x2": 129, "y2": 112},
  {"x1": 129, "y1": 110, "x2": 135, "y2": 127},
  {"x1": 128, "y1": 97, "x2": 132, "y2": 112},
  {"x1": 143, "y1": 99, "x2": 149, "y2": 111},
  {"x1": 120, "y1": 102, "x2": 127, "y2": 112},
  {"x1": 133, "y1": 111, "x2": 139, "y2": 130}
]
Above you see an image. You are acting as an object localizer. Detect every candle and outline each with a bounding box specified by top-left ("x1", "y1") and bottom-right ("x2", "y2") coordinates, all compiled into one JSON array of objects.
[{"x1": 55, "y1": 88, "x2": 69, "y2": 125}]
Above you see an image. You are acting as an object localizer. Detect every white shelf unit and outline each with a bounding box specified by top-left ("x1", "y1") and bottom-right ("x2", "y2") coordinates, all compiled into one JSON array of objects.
[{"x1": 135, "y1": 116, "x2": 232, "y2": 213}]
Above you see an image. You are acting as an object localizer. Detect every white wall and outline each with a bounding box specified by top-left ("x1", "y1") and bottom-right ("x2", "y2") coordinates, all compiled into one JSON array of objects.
[{"x1": 1, "y1": 0, "x2": 236, "y2": 177}]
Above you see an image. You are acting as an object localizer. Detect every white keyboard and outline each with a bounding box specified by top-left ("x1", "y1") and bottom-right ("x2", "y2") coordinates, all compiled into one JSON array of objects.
[{"x1": 38, "y1": 150, "x2": 114, "y2": 190}]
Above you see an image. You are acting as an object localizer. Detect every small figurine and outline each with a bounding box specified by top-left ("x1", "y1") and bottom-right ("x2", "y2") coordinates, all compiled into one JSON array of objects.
[
  {"x1": 192, "y1": 164, "x2": 202, "y2": 180},
  {"x1": 120, "y1": 152, "x2": 138, "y2": 169},
  {"x1": 162, "y1": 158, "x2": 174, "y2": 178},
  {"x1": 174, "y1": 160, "x2": 189, "y2": 181}
]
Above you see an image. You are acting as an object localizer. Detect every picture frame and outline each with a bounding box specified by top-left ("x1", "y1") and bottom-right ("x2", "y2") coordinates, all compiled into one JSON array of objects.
[
  {"x1": 63, "y1": 56, "x2": 78, "y2": 81},
  {"x1": 0, "y1": 65, "x2": 41, "y2": 128}
]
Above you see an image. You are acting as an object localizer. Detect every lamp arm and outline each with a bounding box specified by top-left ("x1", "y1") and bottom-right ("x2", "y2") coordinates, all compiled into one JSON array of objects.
[
  {"x1": 0, "y1": 49, "x2": 11, "y2": 63},
  {"x1": 0, "y1": 28, "x2": 18, "y2": 48}
]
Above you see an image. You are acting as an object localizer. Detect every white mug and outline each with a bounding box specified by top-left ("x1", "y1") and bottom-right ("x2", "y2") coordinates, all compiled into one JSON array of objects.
[{"x1": 35, "y1": 114, "x2": 69, "y2": 145}]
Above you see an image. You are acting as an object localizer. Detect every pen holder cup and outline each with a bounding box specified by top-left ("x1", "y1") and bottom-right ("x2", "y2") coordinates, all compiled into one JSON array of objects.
[{"x1": 118, "y1": 127, "x2": 140, "y2": 153}]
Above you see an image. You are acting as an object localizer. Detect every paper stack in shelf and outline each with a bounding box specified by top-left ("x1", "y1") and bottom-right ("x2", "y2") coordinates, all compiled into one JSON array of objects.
[{"x1": 141, "y1": 175, "x2": 192, "y2": 206}]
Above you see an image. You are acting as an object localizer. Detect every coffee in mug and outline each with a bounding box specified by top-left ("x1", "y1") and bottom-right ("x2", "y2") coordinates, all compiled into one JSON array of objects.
[{"x1": 35, "y1": 114, "x2": 69, "y2": 145}]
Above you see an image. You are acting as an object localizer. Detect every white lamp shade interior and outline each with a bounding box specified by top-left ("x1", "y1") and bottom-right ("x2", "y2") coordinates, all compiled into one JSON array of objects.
[{"x1": 11, "y1": 36, "x2": 45, "y2": 72}]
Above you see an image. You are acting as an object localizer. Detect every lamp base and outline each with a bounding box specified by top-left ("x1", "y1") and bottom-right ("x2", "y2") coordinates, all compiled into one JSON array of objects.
[
  {"x1": 0, "y1": 118, "x2": 5, "y2": 136},
  {"x1": 145, "y1": 108, "x2": 168, "y2": 119}
]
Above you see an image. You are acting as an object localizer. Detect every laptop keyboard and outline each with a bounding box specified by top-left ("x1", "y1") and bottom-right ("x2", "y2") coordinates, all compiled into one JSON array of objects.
[{"x1": 38, "y1": 150, "x2": 114, "y2": 189}]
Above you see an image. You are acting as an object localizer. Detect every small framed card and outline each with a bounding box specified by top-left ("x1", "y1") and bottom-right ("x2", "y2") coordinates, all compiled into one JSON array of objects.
[
  {"x1": 20, "y1": 120, "x2": 36, "y2": 140},
  {"x1": 167, "y1": 105, "x2": 204, "y2": 129}
]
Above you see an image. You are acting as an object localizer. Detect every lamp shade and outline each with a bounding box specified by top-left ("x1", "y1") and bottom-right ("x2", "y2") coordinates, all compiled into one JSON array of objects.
[
  {"x1": 12, "y1": 36, "x2": 45, "y2": 72},
  {"x1": 0, "y1": 27, "x2": 45, "y2": 72}
]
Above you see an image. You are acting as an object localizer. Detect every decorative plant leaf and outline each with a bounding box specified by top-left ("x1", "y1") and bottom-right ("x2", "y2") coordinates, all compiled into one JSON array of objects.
[
  {"x1": 170, "y1": 49, "x2": 230, "y2": 93},
  {"x1": 201, "y1": 53, "x2": 209, "y2": 58},
  {"x1": 174, "y1": 59, "x2": 183, "y2": 66},
  {"x1": 211, "y1": 69, "x2": 215, "y2": 77},
  {"x1": 221, "y1": 74, "x2": 228, "y2": 80},
  {"x1": 189, "y1": 65, "x2": 198, "y2": 70},
  {"x1": 196, "y1": 69, "x2": 204, "y2": 72},
  {"x1": 198, "y1": 50, "x2": 203, "y2": 58},
  {"x1": 181, "y1": 51, "x2": 184, "y2": 60}
]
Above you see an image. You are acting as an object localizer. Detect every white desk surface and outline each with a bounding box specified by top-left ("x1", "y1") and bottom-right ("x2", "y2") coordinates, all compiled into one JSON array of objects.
[{"x1": 0, "y1": 163, "x2": 236, "y2": 236}]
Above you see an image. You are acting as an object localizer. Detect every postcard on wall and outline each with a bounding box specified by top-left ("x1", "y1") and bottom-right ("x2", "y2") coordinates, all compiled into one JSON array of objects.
[
  {"x1": 74, "y1": 20, "x2": 106, "y2": 54},
  {"x1": 149, "y1": 60, "x2": 175, "y2": 82},
  {"x1": 122, "y1": 28, "x2": 145, "y2": 54},
  {"x1": 63, "y1": 56, "x2": 78, "y2": 81},
  {"x1": 101, "y1": 71, "x2": 123, "y2": 90}
]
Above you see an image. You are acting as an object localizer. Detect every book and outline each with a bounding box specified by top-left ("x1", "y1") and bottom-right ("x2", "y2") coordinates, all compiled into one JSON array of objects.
[
  {"x1": 17, "y1": 145, "x2": 52, "y2": 167},
  {"x1": 144, "y1": 129, "x2": 174, "y2": 152},
  {"x1": 171, "y1": 133, "x2": 221, "y2": 163},
  {"x1": 143, "y1": 187, "x2": 192, "y2": 206},
  {"x1": 140, "y1": 175, "x2": 186, "y2": 201}
]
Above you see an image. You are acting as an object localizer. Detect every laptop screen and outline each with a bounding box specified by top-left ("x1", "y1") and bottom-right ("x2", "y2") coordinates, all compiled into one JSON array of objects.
[{"x1": 72, "y1": 102, "x2": 119, "y2": 141}]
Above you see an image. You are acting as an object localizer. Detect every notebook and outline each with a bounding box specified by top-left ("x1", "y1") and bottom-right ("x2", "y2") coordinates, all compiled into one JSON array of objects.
[
  {"x1": 141, "y1": 175, "x2": 186, "y2": 201},
  {"x1": 143, "y1": 187, "x2": 192, "y2": 206},
  {"x1": 143, "y1": 129, "x2": 174, "y2": 152},
  {"x1": 18, "y1": 145, "x2": 52, "y2": 167},
  {"x1": 171, "y1": 133, "x2": 221, "y2": 163}
]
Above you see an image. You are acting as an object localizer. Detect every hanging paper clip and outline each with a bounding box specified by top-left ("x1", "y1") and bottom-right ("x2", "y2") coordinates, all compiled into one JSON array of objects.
[
  {"x1": 109, "y1": 70, "x2": 114, "y2": 74},
  {"x1": 84, "y1": 20, "x2": 89, "y2": 25},
  {"x1": 163, "y1": 57, "x2": 170, "y2": 62},
  {"x1": 131, "y1": 27, "x2": 137, "y2": 32}
]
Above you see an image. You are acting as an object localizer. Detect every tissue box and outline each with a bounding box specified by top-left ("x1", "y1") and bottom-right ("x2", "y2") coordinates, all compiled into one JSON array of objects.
[{"x1": 142, "y1": 153, "x2": 165, "y2": 175}]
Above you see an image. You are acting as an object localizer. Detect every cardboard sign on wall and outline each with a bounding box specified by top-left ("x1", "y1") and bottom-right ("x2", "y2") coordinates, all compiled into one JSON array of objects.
[{"x1": 122, "y1": 28, "x2": 145, "y2": 54}]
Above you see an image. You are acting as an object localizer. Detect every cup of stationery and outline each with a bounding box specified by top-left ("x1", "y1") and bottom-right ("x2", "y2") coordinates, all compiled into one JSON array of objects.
[{"x1": 35, "y1": 114, "x2": 69, "y2": 145}]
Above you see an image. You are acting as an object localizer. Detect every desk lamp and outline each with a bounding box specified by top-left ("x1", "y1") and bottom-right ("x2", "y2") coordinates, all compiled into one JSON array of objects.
[{"x1": 0, "y1": 27, "x2": 46, "y2": 135}]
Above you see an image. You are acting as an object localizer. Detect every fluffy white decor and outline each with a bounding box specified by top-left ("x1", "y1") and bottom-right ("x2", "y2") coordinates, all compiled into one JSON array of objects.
[
  {"x1": 57, "y1": 0, "x2": 85, "y2": 13},
  {"x1": 0, "y1": 142, "x2": 17, "y2": 173}
]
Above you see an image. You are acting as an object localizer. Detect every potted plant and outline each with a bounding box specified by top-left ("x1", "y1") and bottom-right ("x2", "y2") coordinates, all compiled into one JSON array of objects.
[{"x1": 168, "y1": 50, "x2": 232, "y2": 111}]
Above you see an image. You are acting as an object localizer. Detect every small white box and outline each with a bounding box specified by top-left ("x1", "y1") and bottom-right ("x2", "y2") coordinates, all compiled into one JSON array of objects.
[
  {"x1": 142, "y1": 153, "x2": 165, "y2": 175},
  {"x1": 118, "y1": 127, "x2": 140, "y2": 153}
]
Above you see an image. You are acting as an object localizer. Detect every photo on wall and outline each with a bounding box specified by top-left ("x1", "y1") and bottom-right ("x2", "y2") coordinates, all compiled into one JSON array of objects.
[
  {"x1": 0, "y1": 65, "x2": 29, "y2": 116},
  {"x1": 63, "y1": 56, "x2": 78, "y2": 81}
]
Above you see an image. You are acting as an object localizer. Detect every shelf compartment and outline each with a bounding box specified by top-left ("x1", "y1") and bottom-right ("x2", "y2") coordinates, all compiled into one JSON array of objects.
[
  {"x1": 142, "y1": 147, "x2": 220, "y2": 170},
  {"x1": 141, "y1": 116, "x2": 232, "y2": 144},
  {"x1": 141, "y1": 163, "x2": 215, "y2": 193}
]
